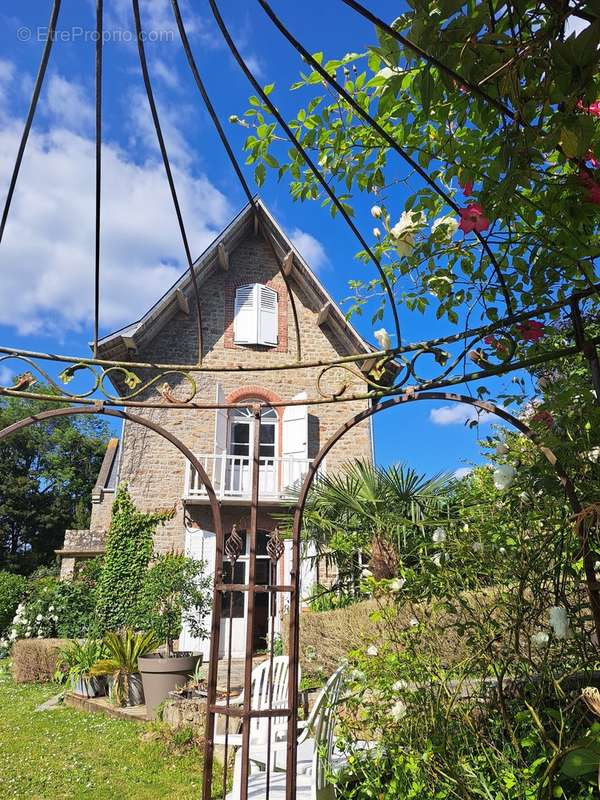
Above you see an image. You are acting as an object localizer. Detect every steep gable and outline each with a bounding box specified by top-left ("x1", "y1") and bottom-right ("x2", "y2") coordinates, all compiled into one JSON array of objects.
[{"x1": 96, "y1": 199, "x2": 373, "y2": 373}]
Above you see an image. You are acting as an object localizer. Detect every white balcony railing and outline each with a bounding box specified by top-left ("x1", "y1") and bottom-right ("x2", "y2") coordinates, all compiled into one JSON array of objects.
[{"x1": 184, "y1": 454, "x2": 322, "y2": 502}]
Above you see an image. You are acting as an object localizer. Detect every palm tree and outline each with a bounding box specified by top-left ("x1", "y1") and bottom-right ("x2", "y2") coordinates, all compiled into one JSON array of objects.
[{"x1": 298, "y1": 460, "x2": 455, "y2": 584}]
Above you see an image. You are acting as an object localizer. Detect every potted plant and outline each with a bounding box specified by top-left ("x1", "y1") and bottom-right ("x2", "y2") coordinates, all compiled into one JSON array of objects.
[
  {"x1": 91, "y1": 628, "x2": 160, "y2": 707},
  {"x1": 55, "y1": 639, "x2": 108, "y2": 698},
  {"x1": 138, "y1": 553, "x2": 211, "y2": 718}
]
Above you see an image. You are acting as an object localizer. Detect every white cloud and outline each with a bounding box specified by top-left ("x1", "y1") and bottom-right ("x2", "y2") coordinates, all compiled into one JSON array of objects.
[
  {"x1": 429, "y1": 404, "x2": 492, "y2": 426},
  {"x1": 243, "y1": 54, "x2": 264, "y2": 80},
  {"x1": 0, "y1": 75, "x2": 231, "y2": 337},
  {"x1": 0, "y1": 365, "x2": 14, "y2": 386},
  {"x1": 44, "y1": 75, "x2": 95, "y2": 132},
  {"x1": 153, "y1": 59, "x2": 179, "y2": 89},
  {"x1": 127, "y1": 88, "x2": 194, "y2": 169},
  {"x1": 290, "y1": 228, "x2": 328, "y2": 273}
]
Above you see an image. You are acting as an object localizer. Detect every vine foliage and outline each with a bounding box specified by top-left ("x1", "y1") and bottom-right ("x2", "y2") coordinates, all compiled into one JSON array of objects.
[{"x1": 95, "y1": 485, "x2": 174, "y2": 632}]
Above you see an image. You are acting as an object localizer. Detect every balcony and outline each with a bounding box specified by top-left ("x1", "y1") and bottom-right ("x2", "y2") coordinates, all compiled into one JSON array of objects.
[{"x1": 183, "y1": 454, "x2": 323, "y2": 504}]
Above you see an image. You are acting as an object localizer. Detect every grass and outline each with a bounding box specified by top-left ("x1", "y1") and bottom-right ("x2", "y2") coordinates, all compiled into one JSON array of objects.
[{"x1": 0, "y1": 661, "x2": 218, "y2": 800}]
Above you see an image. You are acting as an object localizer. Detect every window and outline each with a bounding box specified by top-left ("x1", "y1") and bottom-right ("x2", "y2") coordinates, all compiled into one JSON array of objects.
[
  {"x1": 233, "y1": 283, "x2": 278, "y2": 346},
  {"x1": 228, "y1": 405, "x2": 278, "y2": 462}
]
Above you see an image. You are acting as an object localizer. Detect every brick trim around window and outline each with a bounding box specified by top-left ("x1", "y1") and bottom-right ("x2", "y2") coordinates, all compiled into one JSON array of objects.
[{"x1": 224, "y1": 279, "x2": 288, "y2": 352}]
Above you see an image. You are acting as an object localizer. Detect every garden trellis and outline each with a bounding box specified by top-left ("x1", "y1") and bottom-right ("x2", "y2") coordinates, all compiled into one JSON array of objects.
[{"x1": 0, "y1": 2, "x2": 598, "y2": 799}]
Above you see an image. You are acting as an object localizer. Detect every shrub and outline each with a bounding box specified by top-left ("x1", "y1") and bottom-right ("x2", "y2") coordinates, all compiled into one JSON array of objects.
[
  {"x1": 138, "y1": 553, "x2": 211, "y2": 656},
  {"x1": 11, "y1": 638, "x2": 70, "y2": 683},
  {"x1": 0, "y1": 572, "x2": 27, "y2": 633},
  {"x1": 95, "y1": 485, "x2": 174, "y2": 632}
]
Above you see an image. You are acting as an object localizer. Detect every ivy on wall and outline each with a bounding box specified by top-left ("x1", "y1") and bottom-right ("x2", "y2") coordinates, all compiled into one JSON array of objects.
[{"x1": 95, "y1": 485, "x2": 174, "y2": 632}]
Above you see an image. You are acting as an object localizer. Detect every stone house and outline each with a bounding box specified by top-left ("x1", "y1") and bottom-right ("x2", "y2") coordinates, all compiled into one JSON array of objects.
[{"x1": 58, "y1": 199, "x2": 375, "y2": 658}]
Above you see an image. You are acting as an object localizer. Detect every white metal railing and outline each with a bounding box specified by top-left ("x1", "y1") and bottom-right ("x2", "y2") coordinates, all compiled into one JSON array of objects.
[{"x1": 184, "y1": 454, "x2": 321, "y2": 501}]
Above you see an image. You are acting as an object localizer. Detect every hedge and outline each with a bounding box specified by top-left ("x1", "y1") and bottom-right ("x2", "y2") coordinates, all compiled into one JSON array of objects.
[{"x1": 11, "y1": 638, "x2": 70, "y2": 683}]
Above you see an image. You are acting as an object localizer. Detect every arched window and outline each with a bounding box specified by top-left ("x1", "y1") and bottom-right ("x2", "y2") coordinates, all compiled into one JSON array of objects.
[{"x1": 233, "y1": 283, "x2": 278, "y2": 346}]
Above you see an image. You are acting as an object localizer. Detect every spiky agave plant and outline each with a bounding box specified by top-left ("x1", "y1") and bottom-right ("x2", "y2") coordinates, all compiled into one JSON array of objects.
[{"x1": 91, "y1": 629, "x2": 160, "y2": 706}]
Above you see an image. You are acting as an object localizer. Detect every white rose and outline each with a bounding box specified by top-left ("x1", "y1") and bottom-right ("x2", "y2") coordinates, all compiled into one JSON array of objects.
[
  {"x1": 36, "y1": 614, "x2": 43, "y2": 622},
  {"x1": 531, "y1": 631, "x2": 549, "y2": 648},
  {"x1": 373, "y1": 227, "x2": 381, "y2": 238},
  {"x1": 366, "y1": 645, "x2": 378, "y2": 657},
  {"x1": 371, "y1": 205, "x2": 383, "y2": 219},
  {"x1": 548, "y1": 606, "x2": 570, "y2": 640},
  {"x1": 499, "y1": 547, "x2": 507, "y2": 556},
  {"x1": 432, "y1": 527, "x2": 446, "y2": 543},
  {"x1": 24, "y1": 631, "x2": 31, "y2": 638},
  {"x1": 493, "y1": 464, "x2": 516, "y2": 490},
  {"x1": 393, "y1": 234, "x2": 415, "y2": 257},
  {"x1": 390, "y1": 700, "x2": 407, "y2": 721},
  {"x1": 374, "y1": 328, "x2": 391, "y2": 350},
  {"x1": 389, "y1": 578, "x2": 406, "y2": 592},
  {"x1": 431, "y1": 215, "x2": 459, "y2": 238}
]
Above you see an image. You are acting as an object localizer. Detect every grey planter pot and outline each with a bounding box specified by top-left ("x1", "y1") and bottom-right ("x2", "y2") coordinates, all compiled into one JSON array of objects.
[
  {"x1": 72, "y1": 676, "x2": 106, "y2": 698},
  {"x1": 139, "y1": 653, "x2": 201, "y2": 719},
  {"x1": 107, "y1": 673, "x2": 145, "y2": 707}
]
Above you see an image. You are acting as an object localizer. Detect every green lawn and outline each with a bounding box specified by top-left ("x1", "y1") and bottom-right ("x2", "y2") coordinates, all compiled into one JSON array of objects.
[{"x1": 0, "y1": 662, "x2": 215, "y2": 800}]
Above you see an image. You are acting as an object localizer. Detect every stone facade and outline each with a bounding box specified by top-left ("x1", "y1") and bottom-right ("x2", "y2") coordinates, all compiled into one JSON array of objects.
[
  {"x1": 62, "y1": 207, "x2": 373, "y2": 652},
  {"x1": 88, "y1": 229, "x2": 372, "y2": 555}
]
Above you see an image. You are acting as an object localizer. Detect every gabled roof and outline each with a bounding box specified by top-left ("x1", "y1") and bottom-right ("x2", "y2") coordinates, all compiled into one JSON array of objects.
[{"x1": 96, "y1": 198, "x2": 373, "y2": 363}]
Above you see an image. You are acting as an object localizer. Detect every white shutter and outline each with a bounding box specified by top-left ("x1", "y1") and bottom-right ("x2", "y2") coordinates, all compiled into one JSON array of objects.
[
  {"x1": 257, "y1": 285, "x2": 278, "y2": 346},
  {"x1": 282, "y1": 391, "x2": 308, "y2": 489},
  {"x1": 213, "y1": 383, "x2": 227, "y2": 492},
  {"x1": 234, "y1": 284, "x2": 258, "y2": 344}
]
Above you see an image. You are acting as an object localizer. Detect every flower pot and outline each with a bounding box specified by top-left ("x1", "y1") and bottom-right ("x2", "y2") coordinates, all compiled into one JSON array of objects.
[
  {"x1": 107, "y1": 672, "x2": 145, "y2": 707},
  {"x1": 73, "y1": 676, "x2": 98, "y2": 698},
  {"x1": 139, "y1": 653, "x2": 201, "y2": 719}
]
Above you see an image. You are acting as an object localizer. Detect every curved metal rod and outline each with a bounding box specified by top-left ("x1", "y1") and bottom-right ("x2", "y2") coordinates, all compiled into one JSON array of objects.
[
  {"x1": 169, "y1": 0, "x2": 303, "y2": 362},
  {"x1": 287, "y1": 391, "x2": 600, "y2": 789},
  {"x1": 256, "y1": 0, "x2": 514, "y2": 317},
  {"x1": 131, "y1": 0, "x2": 204, "y2": 364},
  {"x1": 93, "y1": 0, "x2": 103, "y2": 358},
  {"x1": 0, "y1": 401, "x2": 227, "y2": 781},
  {"x1": 0, "y1": 0, "x2": 62, "y2": 247},
  {"x1": 207, "y1": 0, "x2": 403, "y2": 349},
  {"x1": 0, "y1": 404, "x2": 221, "y2": 520},
  {"x1": 340, "y1": 0, "x2": 517, "y2": 121},
  {"x1": 0, "y1": 258, "x2": 594, "y2": 380}
]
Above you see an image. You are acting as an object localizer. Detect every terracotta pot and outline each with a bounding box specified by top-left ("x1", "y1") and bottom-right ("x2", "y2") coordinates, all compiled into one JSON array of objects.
[{"x1": 139, "y1": 653, "x2": 201, "y2": 719}]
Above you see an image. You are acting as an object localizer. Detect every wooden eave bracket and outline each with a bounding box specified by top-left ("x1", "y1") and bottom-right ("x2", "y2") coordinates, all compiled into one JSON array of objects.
[
  {"x1": 282, "y1": 250, "x2": 294, "y2": 277},
  {"x1": 218, "y1": 242, "x2": 229, "y2": 272},
  {"x1": 175, "y1": 288, "x2": 190, "y2": 315},
  {"x1": 317, "y1": 302, "x2": 333, "y2": 328}
]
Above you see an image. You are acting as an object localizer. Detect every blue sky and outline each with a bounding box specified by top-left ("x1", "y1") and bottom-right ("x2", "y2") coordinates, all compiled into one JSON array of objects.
[{"x1": 0, "y1": 0, "x2": 533, "y2": 477}]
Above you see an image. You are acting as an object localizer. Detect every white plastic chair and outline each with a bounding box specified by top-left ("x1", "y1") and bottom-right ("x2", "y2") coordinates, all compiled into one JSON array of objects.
[
  {"x1": 226, "y1": 667, "x2": 345, "y2": 800},
  {"x1": 214, "y1": 656, "x2": 298, "y2": 751}
]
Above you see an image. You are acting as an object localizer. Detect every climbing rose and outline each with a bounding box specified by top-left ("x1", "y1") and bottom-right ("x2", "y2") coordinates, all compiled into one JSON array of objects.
[
  {"x1": 577, "y1": 100, "x2": 600, "y2": 118},
  {"x1": 461, "y1": 179, "x2": 474, "y2": 196},
  {"x1": 493, "y1": 464, "x2": 516, "y2": 490},
  {"x1": 431, "y1": 215, "x2": 459, "y2": 238},
  {"x1": 373, "y1": 227, "x2": 381, "y2": 238},
  {"x1": 371, "y1": 205, "x2": 383, "y2": 219},
  {"x1": 458, "y1": 204, "x2": 490, "y2": 233},
  {"x1": 549, "y1": 606, "x2": 570, "y2": 640},
  {"x1": 579, "y1": 169, "x2": 600, "y2": 205},
  {"x1": 516, "y1": 320, "x2": 544, "y2": 341}
]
